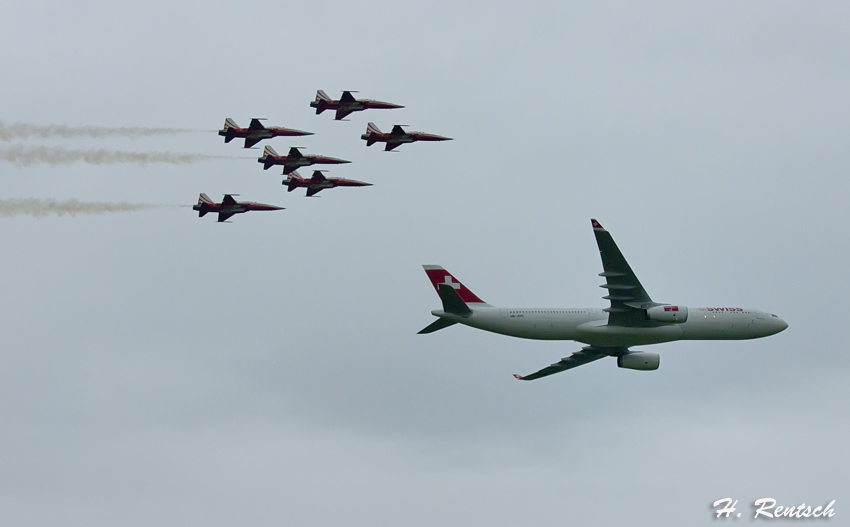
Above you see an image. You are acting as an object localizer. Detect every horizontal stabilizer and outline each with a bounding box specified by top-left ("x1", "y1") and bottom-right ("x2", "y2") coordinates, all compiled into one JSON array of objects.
[
  {"x1": 417, "y1": 318, "x2": 458, "y2": 334},
  {"x1": 438, "y1": 283, "x2": 472, "y2": 317}
]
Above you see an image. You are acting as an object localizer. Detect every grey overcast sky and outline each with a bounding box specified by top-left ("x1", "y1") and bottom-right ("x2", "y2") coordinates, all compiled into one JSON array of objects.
[{"x1": 1, "y1": 1, "x2": 848, "y2": 525}]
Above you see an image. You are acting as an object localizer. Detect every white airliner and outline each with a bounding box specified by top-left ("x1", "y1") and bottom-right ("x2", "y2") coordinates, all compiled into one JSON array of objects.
[{"x1": 419, "y1": 219, "x2": 788, "y2": 380}]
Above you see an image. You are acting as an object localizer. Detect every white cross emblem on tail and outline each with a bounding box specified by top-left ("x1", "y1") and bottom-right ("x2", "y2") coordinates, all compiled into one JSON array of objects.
[{"x1": 443, "y1": 276, "x2": 460, "y2": 289}]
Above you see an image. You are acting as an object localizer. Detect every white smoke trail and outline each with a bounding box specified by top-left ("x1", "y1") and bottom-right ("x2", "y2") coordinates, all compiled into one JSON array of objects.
[
  {"x1": 0, "y1": 145, "x2": 230, "y2": 167},
  {"x1": 0, "y1": 120, "x2": 197, "y2": 141},
  {"x1": 0, "y1": 198, "x2": 165, "y2": 218}
]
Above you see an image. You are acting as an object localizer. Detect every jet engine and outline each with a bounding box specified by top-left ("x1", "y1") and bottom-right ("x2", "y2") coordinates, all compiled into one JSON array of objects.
[
  {"x1": 646, "y1": 305, "x2": 688, "y2": 323},
  {"x1": 617, "y1": 352, "x2": 660, "y2": 371}
]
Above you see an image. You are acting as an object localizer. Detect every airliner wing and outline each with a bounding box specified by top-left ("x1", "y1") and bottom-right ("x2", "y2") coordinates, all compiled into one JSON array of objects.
[
  {"x1": 513, "y1": 347, "x2": 610, "y2": 380},
  {"x1": 592, "y1": 219, "x2": 656, "y2": 327}
]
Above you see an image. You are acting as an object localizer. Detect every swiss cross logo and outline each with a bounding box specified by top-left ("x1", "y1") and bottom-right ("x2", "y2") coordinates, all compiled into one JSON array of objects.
[
  {"x1": 664, "y1": 306, "x2": 679, "y2": 312},
  {"x1": 443, "y1": 276, "x2": 460, "y2": 289}
]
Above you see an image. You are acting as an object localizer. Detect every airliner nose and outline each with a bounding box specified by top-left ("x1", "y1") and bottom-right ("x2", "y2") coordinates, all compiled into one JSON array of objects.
[{"x1": 770, "y1": 315, "x2": 788, "y2": 334}]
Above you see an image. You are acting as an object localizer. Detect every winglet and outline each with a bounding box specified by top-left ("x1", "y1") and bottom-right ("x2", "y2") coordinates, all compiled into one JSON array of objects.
[
  {"x1": 591, "y1": 218, "x2": 605, "y2": 231},
  {"x1": 512, "y1": 374, "x2": 526, "y2": 381}
]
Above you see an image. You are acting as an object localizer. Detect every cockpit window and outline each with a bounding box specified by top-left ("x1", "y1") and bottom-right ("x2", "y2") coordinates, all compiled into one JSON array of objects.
[{"x1": 771, "y1": 314, "x2": 778, "y2": 318}]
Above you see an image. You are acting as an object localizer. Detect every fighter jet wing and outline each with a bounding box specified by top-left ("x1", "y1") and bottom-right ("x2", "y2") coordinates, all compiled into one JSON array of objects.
[
  {"x1": 217, "y1": 211, "x2": 236, "y2": 222},
  {"x1": 221, "y1": 195, "x2": 238, "y2": 206},
  {"x1": 591, "y1": 219, "x2": 657, "y2": 327},
  {"x1": 244, "y1": 137, "x2": 262, "y2": 149},
  {"x1": 306, "y1": 187, "x2": 323, "y2": 197},
  {"x1": 513, "y1": 347, "x2": 612, "y2": 381},
  {"x1": 282, "y1": 164, "x2": 299, "y2": 175},
  {"x1": 339, "y1": 91, "x2": 357, "y2": 103},
  {"x1": 390, "y1": 125, "x2": 406, "y2": 135},
  {"x1": 385, "y1": 142, "x2": 403, "y2": 151},
  {"x1": 248, "y1": 118, "x2": 265, "y2": 130},
  {"x1": 335, "y1": 108, "x2": 355, "y2": 120}
]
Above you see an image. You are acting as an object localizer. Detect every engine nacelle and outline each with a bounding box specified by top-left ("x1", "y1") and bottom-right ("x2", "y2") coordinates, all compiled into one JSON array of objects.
[
  {"x1": 646, "y1": 305, "x2": 688, "y2": 323},
  {"x1": 617, "y1": 352, "x2": 660, "y2": 371}
]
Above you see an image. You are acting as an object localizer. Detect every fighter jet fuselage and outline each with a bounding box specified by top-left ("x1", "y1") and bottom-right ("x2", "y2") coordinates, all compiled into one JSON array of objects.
[
  {"x1": 282, "y1": 170, "x2": 372, "y2": 197},
  {"x1": 310, "y1": 90, "x2": 403, "y2": 120},
  {"x1": 258, "y1": 146, "x2": 351, "y2": 175},
  {"x1": 193, "y1": 193, "x2": 283, "y2": 222},
  {"x1": 361, "y1": 123, "x2": 452, "y2": 151},
  {"x1": 219, "y1": 118, "x2": 312, "y2": 148}
]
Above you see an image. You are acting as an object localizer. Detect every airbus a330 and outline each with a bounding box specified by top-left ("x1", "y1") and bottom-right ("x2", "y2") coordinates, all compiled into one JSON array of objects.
[{"x1": 419, "y1": 219, "x2": 788, "y2": 380}]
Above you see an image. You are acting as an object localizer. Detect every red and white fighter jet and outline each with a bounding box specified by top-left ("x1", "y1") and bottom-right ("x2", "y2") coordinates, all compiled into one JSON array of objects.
[
  {"x1": 193, "y1": 193, "x2": 283, "y2": 222},
  {"x1": 219, "y1": 118, "x2": 312, "y2": 149},
  {"x1": 258, "y1": 146, "x2": 351, "y2": 175},
  {"x1": 310, "y1": 90, "x2": 403, "y2": 120},
  {"x1": 361, "y1": 122, "x2": 452, "y2": 151},
  {"x1": 282, "y1": 170, "x2": 372, "y2": 197}
]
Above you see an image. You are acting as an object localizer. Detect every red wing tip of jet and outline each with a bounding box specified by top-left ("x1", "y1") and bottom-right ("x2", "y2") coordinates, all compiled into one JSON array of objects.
[
  {"x1": 512, "y1": 374, "x2": 525, "y2": 380},
  {"x1": 591, "y1": 218, "x2": 604, "y2": 230}
]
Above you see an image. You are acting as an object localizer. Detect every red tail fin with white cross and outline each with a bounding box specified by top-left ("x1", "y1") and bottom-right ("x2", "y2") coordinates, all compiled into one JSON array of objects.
[{"x1": 422, "y1": 265, "x2": 487, "y2": 304}]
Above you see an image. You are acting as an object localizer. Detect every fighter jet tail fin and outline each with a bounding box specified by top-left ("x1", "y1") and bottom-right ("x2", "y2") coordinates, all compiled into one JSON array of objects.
[
  {"x1": 222, "y1": 119, "x2": 238, "y2": 143},
  {"x1": 315, "y1": 90, "x2": 331, "y2": 102},
  {"x1": 261, "y1": 145, "x2": 279, "y2": 169},
  {"x1": 364, "y1": 122, "x2": 381, "y2": 146},
  {"x1": 197, "y1": 193, "x2": 214, "y2": 217},
  {"x1": 314, "y1": 90, "x2": 331, "y2": 114},
  {"x1": 286, "y1": 170, "x2": 302, "y2": 192}
]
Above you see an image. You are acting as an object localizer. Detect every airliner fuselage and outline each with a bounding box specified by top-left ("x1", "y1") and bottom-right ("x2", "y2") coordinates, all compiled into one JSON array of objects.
[{"x1": 429, "y1": 305, "x2": 787, "y2": 348}]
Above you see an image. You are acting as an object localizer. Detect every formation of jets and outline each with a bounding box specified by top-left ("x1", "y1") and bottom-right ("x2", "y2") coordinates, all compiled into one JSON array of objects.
[
  {"x1": 200, "y1": 90, "x2": 450, "y2": 221},
  {"x1": 419, "y1": 219, "x2": 788, "y2": 380}
]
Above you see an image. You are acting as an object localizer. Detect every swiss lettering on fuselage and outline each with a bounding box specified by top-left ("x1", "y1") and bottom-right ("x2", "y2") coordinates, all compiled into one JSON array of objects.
[{"x1": 699, "y1": 308, "x2": 744, "y2": 312}]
